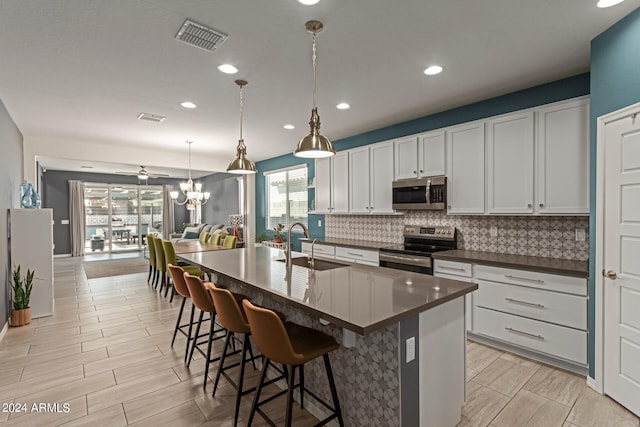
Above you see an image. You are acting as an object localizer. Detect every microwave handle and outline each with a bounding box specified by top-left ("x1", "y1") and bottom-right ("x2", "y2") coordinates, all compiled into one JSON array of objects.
[{"x1": 425, "y1": 179, "x2": 431, "y2": 202}]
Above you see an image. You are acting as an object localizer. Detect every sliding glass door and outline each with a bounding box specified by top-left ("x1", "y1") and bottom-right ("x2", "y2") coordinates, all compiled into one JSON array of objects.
[{"x1": 84, "y1": 183, "x2": 163, "y2": 253}]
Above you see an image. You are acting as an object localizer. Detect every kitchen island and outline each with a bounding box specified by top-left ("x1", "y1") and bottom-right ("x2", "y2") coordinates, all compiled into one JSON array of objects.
[{"x1": 179, "y1": 246, "x2": 477, "y2": 427}]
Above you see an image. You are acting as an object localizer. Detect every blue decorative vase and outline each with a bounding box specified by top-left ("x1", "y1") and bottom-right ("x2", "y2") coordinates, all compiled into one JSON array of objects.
[{"x1": 20, "y1": 180, "x2": 41, "y2": 209}]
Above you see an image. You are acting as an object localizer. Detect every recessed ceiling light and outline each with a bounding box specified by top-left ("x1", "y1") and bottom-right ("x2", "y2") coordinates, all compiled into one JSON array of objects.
[
  {"x1": 424, "y1": 65, "x2": 443, "y2": 75},
  {"x1": 596, "y1": 0, "x2": 624, "y2": 7},
  {"x1": 298, "y1": 0, "x2": 320, "y2": 4},
  {"x1": 336, "y1": 103, "x2": 350, "y2": 110},
  {"x1": 180, "y1": 101, "x2": 197, "y2": 109},
  {"x1": 283, "y1": 124, "x2": 295, "y2": 130},
  {"x1": 218, "y1": 64, "x2": 239, "y2": 74}
]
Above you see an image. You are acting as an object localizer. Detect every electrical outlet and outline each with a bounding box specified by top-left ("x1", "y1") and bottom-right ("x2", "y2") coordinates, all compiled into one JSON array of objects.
[
  {"x1": 317, "y1": 219, "x2": 322, "y2": 227},
  {"x1": 489, "y1": 226, "x2": 498, "y2": 237},
  {"x1": 575, "y1": 229, "x2": 586, "y2": 242},
  {"x1": 406, "y1": 337, "x2": 415, "y2": 363}
]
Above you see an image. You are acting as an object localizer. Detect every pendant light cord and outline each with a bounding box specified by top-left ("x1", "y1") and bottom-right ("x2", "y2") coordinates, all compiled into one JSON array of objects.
[
  {"x1": 187, "y1": 140, "x2": 193, "y2": 181},
  {"x1": 312, "y1": 31, "x2": 317, "y2": 109},
  {"x1": 239, "y1": 84, "x2": 244, "y2": 141}
]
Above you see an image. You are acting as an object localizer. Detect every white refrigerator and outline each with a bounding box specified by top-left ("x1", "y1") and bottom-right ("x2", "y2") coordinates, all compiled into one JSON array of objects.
[{"x1": 8, "y1": 209, "x2": 54, "y2": 318}]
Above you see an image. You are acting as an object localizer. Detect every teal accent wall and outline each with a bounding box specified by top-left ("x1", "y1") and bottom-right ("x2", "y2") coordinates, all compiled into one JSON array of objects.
[
  {"x1": 255, "y1": 74, "x2": 589, "y2": 252},
  {"x1": 589, "y1": 6, "x2": 640, "y2": 379}
]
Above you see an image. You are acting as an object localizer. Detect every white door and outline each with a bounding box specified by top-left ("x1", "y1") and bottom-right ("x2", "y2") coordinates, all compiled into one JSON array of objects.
[
  {"x1": 394, "y1": 136, "x2": 418, "y2": 180},
  {"x1": 603, "y1": 113, "x2": 640, "y2": 416},
  {"x1": 331, "y1": 152, "x2": 350, "y2": 213},
  {"x1": 447, "y1": 122, "x2": 485, "y2": 214},
  {"x1": 314, "y1": 157, "x2": 331, "y2": 213},
  {"x1": 418, "y1": 130, "x2": 446, "y2": 177}
]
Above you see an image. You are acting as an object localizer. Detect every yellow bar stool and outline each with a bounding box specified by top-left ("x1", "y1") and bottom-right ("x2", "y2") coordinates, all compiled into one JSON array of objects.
[
  {"x1": 146, "y1": 234, "x2": 157, "y2": 286},
  {"x1": 242, "y1": 300, "x2": 344, "y2": 427},
  {"x1": 162, "y1": 239, "x2": 203, "y2": 300}
]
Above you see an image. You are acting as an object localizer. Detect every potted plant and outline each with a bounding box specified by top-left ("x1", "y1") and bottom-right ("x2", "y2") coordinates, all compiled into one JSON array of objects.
[
  {"x1": 10, "y1": 264, "x2": 34, "y2": 327},
  {"x1": 254, "y1": 232, "x2": 267, "y2": 247},
  {"x1": 273, "y1": 224, "x2": 285, "y2": 243}
]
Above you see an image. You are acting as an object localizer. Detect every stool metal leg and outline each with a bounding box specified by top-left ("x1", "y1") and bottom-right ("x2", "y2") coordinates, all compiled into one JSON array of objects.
[
  {"x1": 247, "y1": 357, "x2": 270, "y2": 427},
  {"x1": 299, "y1": 364, "x2": 305, "y2": 409},
  {"x1": 212, "y1": 331, "x2": 232, "y2": 396},
  {"x1": 324, "y1": 354, "x2": 344, "y2": 427},
  {"x1": 147, "y1": 265, "x2": 152, "y2": 284},
  {"x1": 233, "y1": 335, "x2": 251, "y2": 427},
  {"x1": 171, "y1": 296, "x2": 187, "y2": 347},
  {"x1": 285, "y1": 365, "x2": 296, "y2": 427},
  {"x1": 185, "y1": 303, "x2": 196, "y2": 364},
  {"x1": 187, "y1": 310, "x2": 204, "y2": 366},
  {"x1": 203, "y1": 318, "x2": 215, "y2": 390}
]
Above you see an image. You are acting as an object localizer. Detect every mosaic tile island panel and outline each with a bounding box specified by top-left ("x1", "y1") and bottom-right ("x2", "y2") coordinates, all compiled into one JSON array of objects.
[{"x1": 326, "y1": 212, "x2": 589, "y2": 261}]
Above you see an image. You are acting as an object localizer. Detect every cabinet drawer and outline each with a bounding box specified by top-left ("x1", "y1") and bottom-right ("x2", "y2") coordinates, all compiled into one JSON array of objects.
[
  {"x1": 475, "y1": 307, "x2": 586, "y2": 364},
  {"x1": 433, "y1": 260, "x2": 473, "y2": 278},
  {"x1": 301, "y1": 242, "x2": 335, "y2": 260},
  {"x1": 475, "y1": 265, "x2": 587, "y2": 296},
  {"x1": 335, "y1": 246, "x2": 379, "y2": 264},
  {"x1": 475, "y1": 280, "x2": 586, "y2": 330}
]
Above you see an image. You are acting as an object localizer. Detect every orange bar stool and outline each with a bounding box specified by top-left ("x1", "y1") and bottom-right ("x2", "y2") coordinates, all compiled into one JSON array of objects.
[
  {"x1": 208, "y1": 283, "x2": 263, "y2": 427},
  {"x1": 183, "y1": 273, "x2": 228, "y2": 388},
  {"x1": 146, "y1": 234, "x2": 157, "y2": 285},
  {"x1": 242, "y1": 300, "x2": 345, "y2": 427},
  {"x1": 167, "y1": 264, "x2": 201, "y2": 363}
]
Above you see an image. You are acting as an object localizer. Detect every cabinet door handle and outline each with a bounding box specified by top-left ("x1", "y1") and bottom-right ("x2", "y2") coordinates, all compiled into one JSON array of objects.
[
  {"x1": 504, "y1": 274, "x2": 544, "y2": 284},
  {"x1": 539, "y1": 203, "x2": 544, "y2": 207},
  {"x1": 504, "y1": 297, "x2": 545, "y2": 308},
  {"x1": 505, "y1": 327, "x2": 545, "y2": 340},
  {"x1": 346, "y1": 252, "x2": 364, "y2": 257},
  {"x1": 438, "y1": 266, "x2": 466, "y2": 272},
  {"x1": 419, "y1": 169, "x2": 424, "y2": 173},
  {"x1": 527, "y1": 203, "x2": 532, "y2": 208},
  {"x1": 413, "y1": 170, "x2": 417, "y2": 175}
]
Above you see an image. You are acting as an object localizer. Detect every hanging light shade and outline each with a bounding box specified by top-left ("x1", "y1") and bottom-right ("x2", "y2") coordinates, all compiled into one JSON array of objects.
[
  {"x1": 294, "y1": 20, "x2": 336, "y2": 158},
  {"x1": 227, "y1": 79, "x2": 256, "y2": 174}
]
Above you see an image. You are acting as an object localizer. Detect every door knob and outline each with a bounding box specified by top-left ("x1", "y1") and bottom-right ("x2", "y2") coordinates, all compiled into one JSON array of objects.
[{"x1": 602, "y1": 269, "x2": 618, "y2": 280}]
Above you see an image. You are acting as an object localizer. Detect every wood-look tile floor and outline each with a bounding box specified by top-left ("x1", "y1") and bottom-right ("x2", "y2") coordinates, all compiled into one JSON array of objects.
[{"x1": 0, "y1": 256, "x2": 637, "y2": 427}]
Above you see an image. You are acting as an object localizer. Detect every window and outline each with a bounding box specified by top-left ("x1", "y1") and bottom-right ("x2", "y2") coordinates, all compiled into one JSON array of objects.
[{"x1": 265, "y1": 166, "x2": 308, "y2": 229}]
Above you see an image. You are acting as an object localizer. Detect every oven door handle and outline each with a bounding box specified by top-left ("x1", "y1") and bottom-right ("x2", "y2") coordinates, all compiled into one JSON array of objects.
[{"x1": 379, "y1": 252, "x2": 431, "y2": 268}]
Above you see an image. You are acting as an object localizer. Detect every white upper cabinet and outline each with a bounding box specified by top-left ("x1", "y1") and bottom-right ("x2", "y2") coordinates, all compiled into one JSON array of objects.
[
  {"x1": 315, "y1": 157, "x2": 332, "y2": 214},
  {"x1": 331, "y1": 151, "x2": 350, "y2": 213},
  {"x1": 349, "y1": 146, "x2": 371, "y2": 213},
  {"x1": 418, "y1": 130, "x2": 446, "y2": 177},
  {"x1": 370, "y1": 141, "x2": 395, "y2": 213},
  {"x1": 394, "y1": 136, "x2": 419, "y2": 179},
  {"x1": 447, "y1": 122, "x2": 486, "y2": 214},
  {"x1": 536, "y1": 97, "x2": 589, "y2": 214},
  {"x1": 394, "y1": 131, "x2": 446, "y2": 180},
  {"x1": 487, "y1": 112, "x2": 535, "y2": 214},
  {"x1": 349, "y1": 141, "x2": 395, "y2": 214}
]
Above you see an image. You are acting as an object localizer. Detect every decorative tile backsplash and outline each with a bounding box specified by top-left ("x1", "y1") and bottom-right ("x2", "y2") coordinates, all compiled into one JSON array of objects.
[{"x1": 326, "y1": 212, "x2": 589, "y2": 261}]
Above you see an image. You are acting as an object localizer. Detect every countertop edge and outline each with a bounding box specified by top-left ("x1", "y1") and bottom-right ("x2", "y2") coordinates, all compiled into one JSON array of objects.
[{"x1": 432, "y1": 250, "x2": 589, "y2": 278}]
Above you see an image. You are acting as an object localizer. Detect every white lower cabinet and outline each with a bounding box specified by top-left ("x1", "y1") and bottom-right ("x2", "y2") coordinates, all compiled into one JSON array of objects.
[
  {"x1": 301, "y1": 242, "x2": 335, "y2": 260},
  {"x1": 335, "y1": 246, "x2": 379, "y2": 266},
  {"x1": 433, "y1": 260, "x2": 474, "y2": 332},
  {"x1": 435, "y1": 259, "x2": 588, "y2": 370}
]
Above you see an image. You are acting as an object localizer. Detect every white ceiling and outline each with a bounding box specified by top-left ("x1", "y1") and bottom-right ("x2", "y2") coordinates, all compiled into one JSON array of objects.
[{"x1": 0, "y1": 0, "x2": 638, "y2": 177}]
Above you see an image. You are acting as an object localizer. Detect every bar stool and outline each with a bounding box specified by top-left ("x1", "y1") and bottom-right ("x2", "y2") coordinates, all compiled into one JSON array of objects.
[
  {"x1": 152, "y1": 236, "x2": 167, "y2": 293},
  {"x1": 208, "y1": 283, "x2": 261, "y2": 427},
  {"x1": 162, "y1": 239, "x2": 203, "y2": 301},
  {"x1": 183, "y1": 273, "x2": 229, "y2": 388},
  {"x1": 146, "y1": 234, "x2": 157, "y2": 286},
  {"x1": 210, "y1": 233, "x2": 222, "y2": 245},
  {"x1": 242, "y1": 300, "x2": 345, "y2": 427},
  {"x1": 168, "y1": 264, "x2": 206, "y2": 364},
  {"x1": 223, "y1": 235, "x2": 237, "y2": 249}
]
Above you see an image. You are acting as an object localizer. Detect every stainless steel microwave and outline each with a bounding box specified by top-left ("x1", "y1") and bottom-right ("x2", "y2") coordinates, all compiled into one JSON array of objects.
[{"x1": 392, "y1": 176, "x2": 447, "y2": 210}]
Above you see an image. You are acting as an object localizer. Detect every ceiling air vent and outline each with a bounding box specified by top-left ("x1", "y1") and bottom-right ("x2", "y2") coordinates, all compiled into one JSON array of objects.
[
  {"x1": 137, "y1": 112, "x2": 167, "y2": 123},
  {"x1": 175, "y1": 19, "x2": 228, "y2": 52}
]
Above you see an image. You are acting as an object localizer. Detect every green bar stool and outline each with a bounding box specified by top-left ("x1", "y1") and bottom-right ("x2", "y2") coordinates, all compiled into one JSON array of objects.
[
  {"x1": 146, "y1": 234, "x2": 157, "y2": 286},
  {"x1": 162, "y1": 239, "x2": 203, "y2": 301}
]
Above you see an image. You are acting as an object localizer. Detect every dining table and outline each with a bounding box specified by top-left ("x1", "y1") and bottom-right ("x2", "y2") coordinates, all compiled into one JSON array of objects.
[{"x1": 173, "y1": 240, "x2": 231, "y2": 254}]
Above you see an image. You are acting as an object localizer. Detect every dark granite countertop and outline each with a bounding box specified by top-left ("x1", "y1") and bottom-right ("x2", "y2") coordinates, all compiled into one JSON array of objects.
[
  {"x1": 301, "y1": 237, "x2": 395, "y2": 250},
  {"x1": 178, "y1": 247, "x2": 477, "y2": 335},
  {"x1": 432, "y1": 250, "x2": 588, "y2": 278}
]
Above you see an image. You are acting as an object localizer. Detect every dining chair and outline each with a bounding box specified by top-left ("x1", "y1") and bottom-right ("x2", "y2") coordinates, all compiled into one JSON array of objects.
[
  {"x1": 153, "y1": 236, "x2": 167, "y2": 293},
  {"x1": 199, "y1": 231, "x2": 210, "y2": 244},
  {"x1": 162, "y1": 239, "x2": 203, "y2": 301},
  {"x1": 210, "y1": 233, "x2": 222, "y2": 246},
  {"x1": 223, "y1": 235, "x2": 237, "y2": 249}
]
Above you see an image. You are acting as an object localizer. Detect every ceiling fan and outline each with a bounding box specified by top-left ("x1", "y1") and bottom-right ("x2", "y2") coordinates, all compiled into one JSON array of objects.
[{"x1": 115, "y1": 166, "x2": 170, "y2": 180}]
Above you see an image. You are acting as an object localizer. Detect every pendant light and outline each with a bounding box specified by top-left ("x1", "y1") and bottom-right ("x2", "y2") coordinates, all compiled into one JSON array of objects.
[
  {"x1": 294, "y1": 20, "x2": 336, "y2": 158},
  {"x1": 227, "y1": 79, "x2": 256, "y2": 174}
]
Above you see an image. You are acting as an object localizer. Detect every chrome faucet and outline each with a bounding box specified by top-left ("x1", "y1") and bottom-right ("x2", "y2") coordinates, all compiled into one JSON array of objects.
[
  {"x1": 285, "y1": 222, "x2": 310, "y2": 268},
  {"x1": 310, "y1": 238, "x2": 320, "y2": 269}
]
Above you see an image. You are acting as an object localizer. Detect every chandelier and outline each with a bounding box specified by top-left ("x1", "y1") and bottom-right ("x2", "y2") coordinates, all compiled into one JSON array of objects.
[
  {"x1": 294, "y1": 20, "x2": 336, "y2": 158},
  {"x1": 170, "y1": 140, "x2": 210, "y2": 210}
]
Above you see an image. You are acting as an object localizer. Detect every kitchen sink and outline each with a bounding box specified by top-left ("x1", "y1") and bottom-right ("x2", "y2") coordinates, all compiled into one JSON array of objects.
[{"x1": 276, "y1": 257, "x2": 348, "y2": 271}]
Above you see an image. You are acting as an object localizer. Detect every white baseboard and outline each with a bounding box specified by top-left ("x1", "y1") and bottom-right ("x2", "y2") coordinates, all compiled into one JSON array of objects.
[
  {"x1": 0, "y1": 321, "x2": 8, "y2": 344},
  {"x1": 587, "y1": 376, "x2": 603, "y2": 394},
  {"x1": 54, "y1": 253, "x2": 72, "y2": 258}
]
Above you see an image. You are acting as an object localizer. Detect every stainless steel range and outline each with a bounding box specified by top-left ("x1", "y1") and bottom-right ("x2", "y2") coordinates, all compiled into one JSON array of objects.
[{"x1": 379, "y1": 225, "x2": 457, "y2": 275}]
